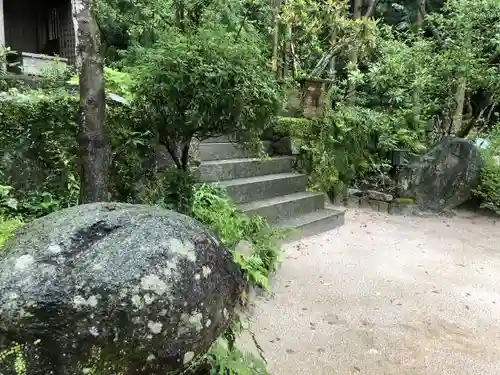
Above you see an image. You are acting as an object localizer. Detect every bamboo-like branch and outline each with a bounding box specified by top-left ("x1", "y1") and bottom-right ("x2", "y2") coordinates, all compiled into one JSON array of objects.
[
  {"x1": 271, "y1": 0, "x2": 281, "y2": 76},
  {"x1": 290, "y1": 35, "x2": 298, "y2": 78},
  {"x1": 364, "y1": 0, "x2": 378, "y2": 18}
]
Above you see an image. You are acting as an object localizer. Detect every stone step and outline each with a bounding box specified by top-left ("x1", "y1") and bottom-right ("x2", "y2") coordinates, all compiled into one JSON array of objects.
[
  {"x1": 198, "y1": 142, "x2": 271, "y2": 161},
  {"x1": 216, "y1": 172, "x2": 308, "y2": 204},
  {"x1": 201, "y1": 135, "x2": 236, "y2": 143},
  {"x1": 276, "y1": 208, "x2": 345, "y2": 242},
  {"x1": 198, "y1": 156, "x2": 295, "y2": 182},
  {"x1": 239, "y1": 191, "x2": 325, "y2": 224}
]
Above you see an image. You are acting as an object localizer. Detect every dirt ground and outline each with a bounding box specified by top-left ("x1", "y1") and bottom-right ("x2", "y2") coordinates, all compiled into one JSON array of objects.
[{"x1": 239, "y1": 208, "x2": 500, "y2": 375}]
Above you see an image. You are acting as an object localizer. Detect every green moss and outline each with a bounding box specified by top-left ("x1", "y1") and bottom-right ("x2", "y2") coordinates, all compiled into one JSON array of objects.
[
  {"x1": 275, "y1": 116, "x2": 312, "y2": 137},
  {"x1": 392, "y1": 197, "x2": 416, "y2": 204}
]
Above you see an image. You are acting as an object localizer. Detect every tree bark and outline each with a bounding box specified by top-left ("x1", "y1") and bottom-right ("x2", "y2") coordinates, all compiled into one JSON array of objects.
[
  {"x1": 412, "y1": 0, "x2": 425, "y2": 126},
  {"x1": 72, "y1": 0, "x2": 110, "y2": 203},
  {"x1": 452, "y1": 77, "x2": 467, "y2": 135},
  {"x1": 290, "y1": 36, "x2": 298, "y2": 77}
]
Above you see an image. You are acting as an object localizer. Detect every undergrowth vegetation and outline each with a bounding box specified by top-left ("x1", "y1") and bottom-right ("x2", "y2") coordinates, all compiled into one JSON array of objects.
[
  {"x1": 190, "y1": 183, "x2": 283, "y2": 289},
  {"x1": 474, "y1": 126, "x2": 500, "y2": 213}
]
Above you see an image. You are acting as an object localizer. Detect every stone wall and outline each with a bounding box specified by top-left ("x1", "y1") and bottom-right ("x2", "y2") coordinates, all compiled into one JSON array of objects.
[
  {"x1": 19, "y1": 52, "x2": 68, "y2": 75},
  {"x1": 333, "y1": 189, "x2": 452, "y2": 217}
]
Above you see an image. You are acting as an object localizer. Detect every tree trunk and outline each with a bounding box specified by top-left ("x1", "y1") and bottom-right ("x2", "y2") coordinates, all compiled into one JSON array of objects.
[
  {"x1": 412, "y1": 0, "x2": 425, "y2": 126},
  {"x1": 290, "y1": 37, "x2": 298, "y2": 78},
  {"x1": 72, "y1": 0, "x2": 110, "y2": 203},
  {"x1": 346, "y1": 0, "x2": 362, "y2": 103},
  {"x1": 174, "y1": 0, "x2": 186, "y2": 32},
  {"x1": 271, "y1": 0, "x2": 280, "y2": 77},
  {"x1": 283, "y1": 22, "x2": 292, "y2": 78},
  {"x1": 417, "y1": 0, "x2": 442, "y2": 45},
  {"x1": 452, "y1": 77, "x2": 467, "y2": 135}
]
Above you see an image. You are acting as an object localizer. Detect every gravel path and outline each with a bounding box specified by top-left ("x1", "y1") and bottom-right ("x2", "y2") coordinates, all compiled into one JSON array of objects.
[{"x1": 239, "y1": 209, "x2": 500, "y2": 375}]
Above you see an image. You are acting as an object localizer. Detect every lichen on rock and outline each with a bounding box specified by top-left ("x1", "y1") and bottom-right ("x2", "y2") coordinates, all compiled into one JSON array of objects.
[
  {"x1": 398, "y1": 137, "x2": 483, "y2": 211},
  {"x1": 0, "y1": 202, "x2": 245, "y2": 375}
]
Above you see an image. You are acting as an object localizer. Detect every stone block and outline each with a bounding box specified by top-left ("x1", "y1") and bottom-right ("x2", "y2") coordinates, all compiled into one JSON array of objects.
[
  {"x1": 368, "y1": 200, "x2": 381, "y2": 211},
  {"x1": 359, "y1": 197, "x2": 372, "y2": 209},
  {"x1": 347, "y1": 188, "x2": 363, "y2": 197},
  {"x1": 345, "y1": 196, "x2": 360, "y2": 208},
  {"x1": 366, "y1": 190, "x2": 393, "y2": 202},
  {"x1": 378, "y1": 201, "x2": 390, "y2": 213},
  {"x1": 389, "y1": 202, "x2": 418, "y2": 216}
]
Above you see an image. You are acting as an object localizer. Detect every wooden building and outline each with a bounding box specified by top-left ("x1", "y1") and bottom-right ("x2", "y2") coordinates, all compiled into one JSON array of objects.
[{"x1": 0, "y1": 0, "x2": 76, "y2": 75}]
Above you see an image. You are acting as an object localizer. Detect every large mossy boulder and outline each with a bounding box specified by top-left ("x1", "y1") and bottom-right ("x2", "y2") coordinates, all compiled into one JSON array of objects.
[
  {"x1": 0, "y1": 203, "x2": 244, "y2": 375},
  {"x1": 399, "y1": 137, "x2": 483, "y2": 211}
]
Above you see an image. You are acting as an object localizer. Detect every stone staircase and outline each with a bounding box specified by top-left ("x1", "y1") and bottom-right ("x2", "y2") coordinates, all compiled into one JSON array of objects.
[{"x1": 197, "y1": 137, "x2": 345, "y2": 240}]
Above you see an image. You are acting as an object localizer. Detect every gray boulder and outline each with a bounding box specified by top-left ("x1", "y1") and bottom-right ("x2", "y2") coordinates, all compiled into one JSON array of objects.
[
  {"x1": 398, "y1": 137, "x2": 483, "y2": 211},
  {"x1": 0, "y1": 203, "x2": 244, "y2": 375}
]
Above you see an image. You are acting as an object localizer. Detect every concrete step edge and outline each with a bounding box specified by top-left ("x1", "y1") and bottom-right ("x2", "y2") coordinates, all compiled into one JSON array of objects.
[
  {"x1": 239, "y1": 191, "x2": 324, "y2": 212},
  {"x1": 276, "y1": 208, "x2": 345, "y2": 242},
  {"x1": 216, "y1": 172, "x2": 306, "y2": 187},
  {"x1": 276, "y1": 208, "x2": 343, "y2": 228},
  {"x1": 199, "y1": 155, "x2": 295, "y2": 166}
]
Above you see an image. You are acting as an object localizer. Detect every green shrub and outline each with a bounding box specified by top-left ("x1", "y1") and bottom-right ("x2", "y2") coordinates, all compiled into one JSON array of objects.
[
  {"x1": 67, "y1": 67, "x2": 134, "y2": 102},
  {"x1": 0, "y1": 89, "x2": 153, "y2": 204},
  {"x1": 476, "y1": 157, "x2": 500, "y2": 213},
  {"x1": 1, "y1": 184, "x2": 61, "y2": 219},
  {"x1": 277, "y1": 107, "x2": 383, "y2": 193},
  {"x1": 276, "y1": 104, "x2": 426, "y2": 195},
  {"x1": 0, "y1": 216, "x2": 23, "y2": 248},
  {"x1": 475, "y1": 127, "x2": 500, "y2": 213},
  {"x1": 185, "y1": 183, "x2": 281, "y2": 374},
  {"x1": 199, "y1": 341, "x2": 270, "y2": 375},
  {"x1": 131, "y1": 26, "x2": 283, "y2": 169},
  {"x1": 135, "y1": 169, "x2": 197, "y2": 214},
  {"x1": 0, "y1": 91, "x2": 80, "y2": 206},
  {"x1": 274, "y1": 116, "x2": 313, "y2": 138}
]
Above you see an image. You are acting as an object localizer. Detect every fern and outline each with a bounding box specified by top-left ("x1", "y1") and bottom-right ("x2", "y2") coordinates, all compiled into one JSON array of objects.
[
  {"x1": 0, "y1": 343, "x2": 26, "y2": 375},
  {"x1": 190, "y1": 184, "x2": 283, "y2": 284},
  {"x1": 204, "y1": 341, "x2": 270, "y2": 375}
]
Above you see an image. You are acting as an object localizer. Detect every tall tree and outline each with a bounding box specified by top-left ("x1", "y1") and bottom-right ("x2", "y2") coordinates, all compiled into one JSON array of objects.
[
  {"x1": 72, "y1": 0, "x2": 110, "y2": 203},
  {"x1": 346, "y1": 0, "x2": 374, "y2": 103}
]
